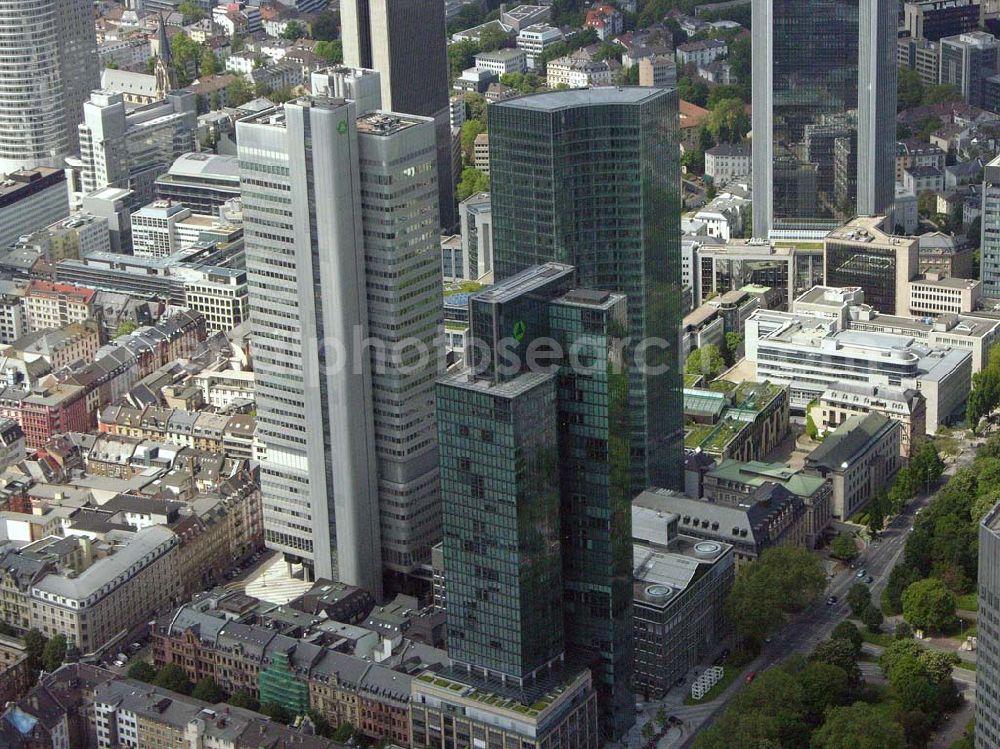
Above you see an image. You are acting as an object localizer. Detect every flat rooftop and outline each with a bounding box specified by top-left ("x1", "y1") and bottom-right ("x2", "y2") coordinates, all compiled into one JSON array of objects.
[
  {"x1": 494, "y1": 86, "x2": 666, "y2": 112},
  {"x1": 356, "y1": 111, "x2": 425, "y2": 136},
  {"x1": 471, "y1": 262, "x2": 573, "y2": 303}
]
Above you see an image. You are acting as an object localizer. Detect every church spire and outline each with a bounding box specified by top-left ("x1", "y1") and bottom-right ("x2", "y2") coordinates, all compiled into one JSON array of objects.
[{"x1": 154, "y1": 13, "x2": 178, "y2": 97}]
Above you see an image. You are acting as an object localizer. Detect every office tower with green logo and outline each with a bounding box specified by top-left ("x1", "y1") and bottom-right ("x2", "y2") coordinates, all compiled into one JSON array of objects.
[
  {"x1": 488, "y1": 88, "x2": 683, "y2": 498},
  {"x1": 438, "y1": 262, "x2": 633, "y2": 738}
]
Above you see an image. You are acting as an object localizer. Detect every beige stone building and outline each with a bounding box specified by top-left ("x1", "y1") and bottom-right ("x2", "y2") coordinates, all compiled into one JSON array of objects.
[{"x1": 814, "y1": 383, "x2": 926, "y2": 458}]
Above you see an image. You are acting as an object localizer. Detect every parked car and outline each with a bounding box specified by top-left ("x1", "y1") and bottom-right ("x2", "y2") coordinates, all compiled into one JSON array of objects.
[
  {"x1": 856, "y1": 568, "x2": 867, "y2": 578},
  {"x1": 826, "y1": 596, "x2": 838, "y2": 605},
  {"x1": 745, "y1": 672, "x2": 756, "y2": 684},
  {"x1": 866, "y1": 576, "x2": 874, "y2": 584}
]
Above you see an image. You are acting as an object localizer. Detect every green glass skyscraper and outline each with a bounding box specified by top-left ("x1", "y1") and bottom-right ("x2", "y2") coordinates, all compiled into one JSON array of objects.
[
  {"x1": 488, "y1": 87, "x2": 683, "y2": 496},
  {"x1": 438, "y1": 263, "x2": 634, "y2": 739}
]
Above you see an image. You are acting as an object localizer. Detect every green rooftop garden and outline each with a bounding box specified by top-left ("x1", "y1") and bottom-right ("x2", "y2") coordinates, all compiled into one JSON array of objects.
[
  {"x1": 414, "y1": 672, "x2": 569, "y2": 718},
  {"x1": 444, "y1": 281, "x2": 484, "y2": 297}
]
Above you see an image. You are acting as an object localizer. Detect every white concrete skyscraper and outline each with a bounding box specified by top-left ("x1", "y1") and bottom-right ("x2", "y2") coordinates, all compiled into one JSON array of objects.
[
  {"x1": 238, "y1": 96, "x2": 443, "y2": 597},
  {"x1": 0, "y1": 0, "x2": 99, "y2": 175},
  {"x1": 752, "y1": 0, "x2": 897, "y2": 238}
]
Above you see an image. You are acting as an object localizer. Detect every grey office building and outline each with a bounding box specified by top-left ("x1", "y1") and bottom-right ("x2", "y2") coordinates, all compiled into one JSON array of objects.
[
  {"x1": 752, "y1": 0, "x2": 897, "y2": 238},
  {"x1": 978, "y1": 502, "x2": 1000, "y2": 749},
  {"x1": 488, "y1": 87, "x2": 683, "y2": 494},
  {"x1": 940, "y1": 31, "x2": 1000, "y2": 109},
  {"x1": 982, "y1": 155, "x2": 1000, "y2": 297},
  {"x1": 0, "y1": 0, "x2": 99, "y2": 174},
  {"x1": 238, "y1": 98, "x2": 443, "y2": 598},
  {"x1": 341, "y1": 0, "x2": 457, "y2": 229}
]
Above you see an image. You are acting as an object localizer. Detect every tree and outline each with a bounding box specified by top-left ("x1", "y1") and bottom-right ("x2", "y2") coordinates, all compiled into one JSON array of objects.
[
  {"x1": 154, "y1": 663, "x2": 193, "y2": 695},
  {"x1": 456, "y1": 167, "x2": 490, "y2": 201},
  {"x1": 910, "y1": 441, "x2": 944, "y2": 491},
  {"x1": 685, "y1": 344, "x2": 726, "y2": 378},
  {"x1": 897, "y1": 67, "x2": 925, "y2": 111},
  {"x1": 461, "y1": 119, "x2": 486, "y2": 163},
  {"x1": 831, "y1": 621, "x2": 863, "y2": 655},
  {"x1": 260, "y1": 702, "x2": 293, "y2": 724},
  {"x1": 868, "y1": 491, "x2": 886, "y2": 535},
  {"x1": 725, "y1": 546, "x2": 825, "y2": 645},
  {"x1": 923, "y1": 84, "x2": 962, "y2": 105},
  {"x1": 178, "y1": 1, "x2": 206, "y2": 23},
  {"x1": 847, "y1": 583, "x2": 871, "y2": 618},
  {"x1": 128, "y1": 661, "x2": 157, "y2": 683},
  {"x1": 281, "y1": 21, "x2": 305, "y2": 41},
  {"x1": 723, "y1": 332, "x2": 743, "y2": 365},
  {"x1": 706, "y1": 98, "x2": 750, "y2": 144},
  {"x1": 831, "y1": 533, "x2": 859, "y2": 561},
  {"x1": 23, "y1": 629, "x2": 46, "y2": 672},
  {"x1": 641, "y1": 721, "x2": 655, "y2": 741},
  {"x1": 331, "y1": 721, "x2": 356, "y2": 742},
  {"x1": 810, "y1": 639, "x2": 862, "y2": 687},
  {"x1": 115, "y1": 320, "x2": 137, "y2": 338},
  {"x1": 311, "y1": 11, "x2": 340, "y2": 41},
  {"x1": 902, "y1": 577, "x2": 956, "y2": 632},
  {"x1": 479, "y1": 26, "x2": 512, "y2": 52},
  {"x1": 229, "y1": 689, "x2": 259, "y2": 711},
  {"x1": 200, "y1": 50, "x2": 218, "y2": 77},
  {"x1": 882, "y1": 563, "x2": 920, "y2": 615},
  {"x1": 896, "y1": 620, "x2": 913, "y2": 639},
  {"x1": 448, "y1": 40, "x2": 480, "y2": 80},
  {"x1": 811, "y1": 703, "x2": 905, "y2": 749},
  {"x1": 314, "y1": 40, "x2": 343, "y2": 64},
  {"x1": 171, "y1": 33, "x2": 208, "y2": 87},
  {"x1": 796, "y1": 661, "x2": 850, "y2": 726},
  {"x1": 192, "y1": 677, "x2": 225, "y2": 703},
  {"x1": 41, "y1": 634, "x2": 66, "y2": 673},
  {"x1": 225, "y1": 78, "x2": 254, "y2": 108},
  {"x1": 861, "y1": 604, "x2": 884, "y2": 634}
]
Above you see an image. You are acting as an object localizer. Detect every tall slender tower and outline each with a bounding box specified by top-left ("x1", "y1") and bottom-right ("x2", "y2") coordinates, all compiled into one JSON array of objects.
[
  {"x1": 238, "y1": 97, "x2": 443, "y2": 598},
  {"x1": 752, "y1": 0, "x2": 897, "y2": 238},
  {"x1": 488, "y1": 88, "x2": 684, "y2": 495},
  {"x1": 340, "y1": 0, "x2": 457, "y2": 229},
  {"x1": 978, "y1": 502, "x2": 1000, "y2": 749},
  {"x1": 438, "y1": 262, "x2": 633, "y2": 739},
  {"x1": 0, "y1": 0, "x2": 99, "y2": 174}
]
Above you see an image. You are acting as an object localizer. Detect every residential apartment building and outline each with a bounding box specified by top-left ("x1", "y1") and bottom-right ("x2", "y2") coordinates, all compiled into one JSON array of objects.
[
  {"x1": 676, "y1": 39, "x2": 726, "y2": 66},
  {"x1": 638, "y1": 54, "x2": 678, "y2": 87},
  {"x1": 585, "y1": 3, "x2": 624, "y2": 39},
  {"x1": 0, "y1": 0, "x2": 99, "y2": 174},
  {"x1": 804, "y1": 413, "x2": 901, "y2": 519},
  {"x1": 546, "y1": 52, "x2": 616, "y2": 88},
  {"x1": 705, "y1": 143, "x2": 751, "y2": 186},
  {"x1": 29, "y1": 525, "x2": 179, "y2": 655},
  {"x1": 0, "y1": 169, "x2": 70, "y2": 250},
  {"x1": 631, "y1": 505, "x2": 734, "y2": 698},
  {"x1": 238, "y1": 101, "x2": 443, "y2": 595},
  {"x1": 22, "y1": 281, "x2": 95, "y2": 333},
  {"x1": 474, "y1": 132, "x2": 490, "y2": 173},
  {"x1": 78, "y1": 90, "x2": 197, "y2": 205}
]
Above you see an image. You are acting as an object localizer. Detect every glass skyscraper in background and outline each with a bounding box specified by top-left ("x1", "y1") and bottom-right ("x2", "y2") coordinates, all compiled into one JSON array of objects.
[
  {"x1": 752, "y1": 0, "x2": 898, "y2": 238},
  {"x1": 488, "y1": 88, "x2": 684, "y2": 496}
]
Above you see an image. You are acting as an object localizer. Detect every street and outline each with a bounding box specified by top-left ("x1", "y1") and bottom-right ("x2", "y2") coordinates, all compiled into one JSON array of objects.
[{"x1": 649, "y1": 435, "x2": 981, "y2": 749}]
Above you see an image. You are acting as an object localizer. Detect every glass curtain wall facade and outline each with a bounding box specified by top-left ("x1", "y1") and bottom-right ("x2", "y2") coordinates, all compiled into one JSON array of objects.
[
  {"x1": 752, "y1": 0, "x2": 897, "y2": 237},
  {"x1": 824, "y1": 241, "x2": 899, "y2": 314},
  {"x1": 489, "y1": 88, "x2": 683, "y2": 494}
]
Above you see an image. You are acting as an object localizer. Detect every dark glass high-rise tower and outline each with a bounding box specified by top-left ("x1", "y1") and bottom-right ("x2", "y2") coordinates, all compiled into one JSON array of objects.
[
  {"x1": 438, "y1": 263, "x2": 635, "y2": 740},
  {"x1": 488, "y1": 88, "x2": 683, "y2": 496},
  {"x1": 752, "y1": 0, "x2": 897, "y2": 238}
]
